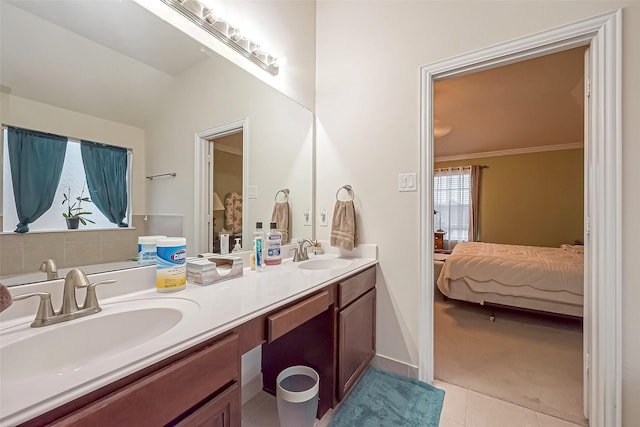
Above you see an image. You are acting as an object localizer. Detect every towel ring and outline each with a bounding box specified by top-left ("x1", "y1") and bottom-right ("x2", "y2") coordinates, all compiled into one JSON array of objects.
[
  {"x1": 336, "y1": 185, "x2": 354, "y2": 201},
  {"x1": 275, "y1": 188, "x2": 290, "y2": 202}
]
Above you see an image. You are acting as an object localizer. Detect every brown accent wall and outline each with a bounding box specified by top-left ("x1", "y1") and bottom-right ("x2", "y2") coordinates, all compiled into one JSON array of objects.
[
  {"x1": 213, "y1": 138, "x2": 243, "y2": 234},
  {"x1": 436, "y1": 148, "x2": 583, "y2": 248}
]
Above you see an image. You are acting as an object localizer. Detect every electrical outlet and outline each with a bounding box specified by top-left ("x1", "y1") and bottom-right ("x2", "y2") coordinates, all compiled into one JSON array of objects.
[{"x1": 247, "y1": 185, "x2": 258, "y2": 199}]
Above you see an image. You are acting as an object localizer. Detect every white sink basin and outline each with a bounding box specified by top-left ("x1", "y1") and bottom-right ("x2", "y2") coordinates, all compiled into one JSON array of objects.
[
  {"x1": 0, "y1": 298, "x2": 199, "y2": 385},
  {"x1": 297, "y1": 258, "x2": 353, "y2": 271}
]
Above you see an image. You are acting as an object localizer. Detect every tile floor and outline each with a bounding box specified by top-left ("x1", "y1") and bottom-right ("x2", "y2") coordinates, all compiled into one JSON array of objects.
[{"x1": 242, "y1": 380, "x2": 585, "y2": 427}]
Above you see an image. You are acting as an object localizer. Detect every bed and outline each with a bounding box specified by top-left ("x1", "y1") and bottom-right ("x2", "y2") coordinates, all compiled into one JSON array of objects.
[{"x1": 436, "y1": 242, "x2": 584, "y2": 317}]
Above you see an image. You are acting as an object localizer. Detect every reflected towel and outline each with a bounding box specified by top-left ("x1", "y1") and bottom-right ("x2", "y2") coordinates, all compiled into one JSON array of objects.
[
  {"x1": 331, "y1": 200, "x2": 357, "y2": 251},
  {"x1": 0, "y1": 284, "x2": 12, "y2": 313},
  {"x1": 271, "y1": 202, "x2": 290, "y2": 243}
]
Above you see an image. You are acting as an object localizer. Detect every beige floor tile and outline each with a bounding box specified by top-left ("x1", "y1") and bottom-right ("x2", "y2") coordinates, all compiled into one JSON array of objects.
[
  {"x1": 242, "y1": 391, "x2": 272, "y2": 422},
  {"x1": 242, "y1": 392, "x2": 280, "y2": 427},
  {"x1": 466, "y1": 390, "x2": 540, "y2": 427},
  {"x1": 537, "y1": 412, "x2": 585, "y2": 427},
  {"x1": 439, "y1": 417, "x2": 466, "y2": 427},
  {"x1": 434, "y1": 379, "x2": 468, "y2": 425}
]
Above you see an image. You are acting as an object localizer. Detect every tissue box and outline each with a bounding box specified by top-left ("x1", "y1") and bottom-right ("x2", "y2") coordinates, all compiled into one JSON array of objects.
[{"x1": 187, "y1": 255, "x2": 243, "y2": 285}]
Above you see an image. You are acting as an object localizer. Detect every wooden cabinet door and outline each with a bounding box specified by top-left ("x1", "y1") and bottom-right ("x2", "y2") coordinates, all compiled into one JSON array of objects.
[
  {"x1": 337, "y1": 288, "x2": 376, "y2": 401},
  {"x1": 174, "y1": 382, "x2": 240, "y2": 427}
]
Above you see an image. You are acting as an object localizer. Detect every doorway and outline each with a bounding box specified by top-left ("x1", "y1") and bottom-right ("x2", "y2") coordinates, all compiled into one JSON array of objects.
[
  {"x1": 431, "y1": 47, "x2": 586, "y2": 423},
  {"x1": 419, "y1": 11, "x2": 622, "y2": 427}
]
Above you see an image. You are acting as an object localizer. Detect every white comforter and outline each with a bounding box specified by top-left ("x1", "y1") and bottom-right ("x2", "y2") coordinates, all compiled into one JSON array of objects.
[{"x1": 438, "y1": 242, "x2": 584, "y2": 297}]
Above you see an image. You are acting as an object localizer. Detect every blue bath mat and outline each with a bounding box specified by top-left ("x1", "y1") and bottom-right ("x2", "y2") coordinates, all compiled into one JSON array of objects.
[{"x1": 329, "y1": 367, "x2": 445, "y2": 427}]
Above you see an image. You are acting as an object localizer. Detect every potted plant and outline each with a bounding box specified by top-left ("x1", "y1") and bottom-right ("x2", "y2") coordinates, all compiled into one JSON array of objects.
[{"x1": 62, "y1": 185, "x2": 95, "y2": 229}]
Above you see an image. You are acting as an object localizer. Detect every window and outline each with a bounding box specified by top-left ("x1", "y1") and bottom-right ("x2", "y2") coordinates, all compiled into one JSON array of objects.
[
  {"x1": 434, "y1": 166, "x2": 471, "y2": 244},
  {"x1": 2, "y1": 127, "x2": 132, "y2": 232}
]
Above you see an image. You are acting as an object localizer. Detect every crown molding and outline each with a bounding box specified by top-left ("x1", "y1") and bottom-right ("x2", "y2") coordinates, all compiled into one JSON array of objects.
[{"x1": 434, "y1": 141, "x2": 583, "y2": 163}]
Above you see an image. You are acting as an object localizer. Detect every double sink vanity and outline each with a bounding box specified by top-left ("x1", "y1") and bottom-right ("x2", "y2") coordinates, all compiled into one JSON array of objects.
[{"x1": 0, "y1": 244, "x2": 378, "y2": 426}]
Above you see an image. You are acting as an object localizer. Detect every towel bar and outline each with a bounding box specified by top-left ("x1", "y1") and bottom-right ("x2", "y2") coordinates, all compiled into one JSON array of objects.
[
  {"x1": 146, "y1": 172, "x2": 176, "y2": 180},
  {"x1": 336, "y1": 185, "x2": 354, "y2": 201},
  {"x1": 274, "y1": 188, "x2": 289, "y2": 202}
]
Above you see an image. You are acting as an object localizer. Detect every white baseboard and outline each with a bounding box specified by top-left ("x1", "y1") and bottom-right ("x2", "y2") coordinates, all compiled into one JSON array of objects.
[
  {"x1": 372, "y1": 354, "x2": 419, "y2": 380},
  {"x1": 241, "y1": 373, "x2": 263, "y2": 405}
]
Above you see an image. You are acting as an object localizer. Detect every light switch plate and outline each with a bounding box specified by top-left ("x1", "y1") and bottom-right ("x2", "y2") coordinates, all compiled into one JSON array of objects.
[
  {"x1": 319, "y1": 208, "x2": 328, "y2": 226},
  {"x1": 304, "y1": 209, "x2": 312, "y2": 226},
  {"x1": 398, "y1": 173, "x2": 417, "y2": 192},
  {"x1": 247, "y1": 185, "x2": 258, "y2": 199}
]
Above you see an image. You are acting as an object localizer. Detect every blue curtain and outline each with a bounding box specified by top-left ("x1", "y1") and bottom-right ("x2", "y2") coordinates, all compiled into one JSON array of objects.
[
  {"x1": 7, "y1": 127, "x2": 67, "y2": 233},
  {"x1": 80, "y1": 140, "x2": 129, "y2": 227}
]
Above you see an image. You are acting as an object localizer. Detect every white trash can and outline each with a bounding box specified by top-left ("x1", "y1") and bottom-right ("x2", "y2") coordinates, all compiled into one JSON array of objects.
[{"x1": 276, "y1": 365, "x2": 319, "y2": 427}]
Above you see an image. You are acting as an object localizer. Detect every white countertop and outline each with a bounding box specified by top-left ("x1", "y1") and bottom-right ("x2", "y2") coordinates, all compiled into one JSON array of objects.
[{"x1": 0, "y1": 245, "x2": 377, "y2": 426}]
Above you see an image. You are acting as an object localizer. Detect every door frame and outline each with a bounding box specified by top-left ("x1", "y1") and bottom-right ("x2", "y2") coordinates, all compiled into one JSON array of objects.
[
  {"x1": 419, "y1": 10, "x2": 622, "y2": 427},
  {"x1": 194, "y1": 119, "x2": 249, "y2": 255}
]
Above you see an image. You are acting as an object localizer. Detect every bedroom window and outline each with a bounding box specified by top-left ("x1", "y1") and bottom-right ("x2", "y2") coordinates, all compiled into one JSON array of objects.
[{"x1": 434, "y1": 166, "x2": 472, "y2": 247}]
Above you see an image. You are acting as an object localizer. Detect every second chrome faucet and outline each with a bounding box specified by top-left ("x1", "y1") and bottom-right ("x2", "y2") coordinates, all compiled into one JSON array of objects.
[
  {"x1": 292, "y1": 239, "x2": 315, "y2": 262},
  {"x1": 13, "y1": 268, "x2": 117, "y2": 328}
]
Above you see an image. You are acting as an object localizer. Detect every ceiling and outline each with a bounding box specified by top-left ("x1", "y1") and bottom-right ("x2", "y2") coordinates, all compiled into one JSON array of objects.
[
  {"x1": 434, "y1": 46, "x2": 586, "y2": 159},
  {"x1": 1, "y1": 0, "x2": 211, "y2": 127},
  {"x1": 2, "y1": 2, "x2": 586, "y2": 146}
]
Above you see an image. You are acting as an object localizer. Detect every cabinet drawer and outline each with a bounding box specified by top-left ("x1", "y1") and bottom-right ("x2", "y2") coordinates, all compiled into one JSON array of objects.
[
  {"x1": 267, "y1": 290, "x2": 330, "y2": 342},
  {"x1": 55, "y1": 333, "x2": 239, "y2": 426},
  {"x1": 339, "y1": 266, "x2": 376, "y2": 308}
]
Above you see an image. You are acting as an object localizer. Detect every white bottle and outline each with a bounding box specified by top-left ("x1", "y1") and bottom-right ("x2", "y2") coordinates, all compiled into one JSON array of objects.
[
  {"x1": 232, "y1": 238, "x2": 242, "y2": 253},
  {"x1": 220, "y1": 231, "x2": 230, "y2": 254},
  {"x1": 265, "y1": 222, "x2": 282, "y2": 265}
]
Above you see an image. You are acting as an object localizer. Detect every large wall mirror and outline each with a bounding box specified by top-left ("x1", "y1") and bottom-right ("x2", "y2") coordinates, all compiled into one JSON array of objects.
[{"x1": 0, "y1": 0, "x2": 313, "y2": 286}]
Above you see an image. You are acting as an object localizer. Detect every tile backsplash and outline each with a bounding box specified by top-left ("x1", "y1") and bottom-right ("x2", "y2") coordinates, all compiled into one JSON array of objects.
[{"x1": 0, "y1": 215, "x2": 184, "y2": 277}]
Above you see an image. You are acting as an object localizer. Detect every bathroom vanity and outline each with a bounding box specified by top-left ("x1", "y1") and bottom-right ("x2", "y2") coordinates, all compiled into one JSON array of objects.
[{"x1": 0, "y1": 250, "x2": 377, "y2": 427}]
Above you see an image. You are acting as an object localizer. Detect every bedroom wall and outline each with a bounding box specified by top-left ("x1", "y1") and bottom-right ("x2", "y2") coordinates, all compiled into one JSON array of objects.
[
  {"x1": 315, "y1": 1, "x2": 640, "y2": 423},
  {"x1": 436, "y1": 148, "x2": 584, "y2": 248}
]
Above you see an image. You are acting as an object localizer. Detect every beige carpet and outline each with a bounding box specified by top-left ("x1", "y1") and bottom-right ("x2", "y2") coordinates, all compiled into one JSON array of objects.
[{"x1": 434, "y1": 292, "x2": 587, "y2": 425}]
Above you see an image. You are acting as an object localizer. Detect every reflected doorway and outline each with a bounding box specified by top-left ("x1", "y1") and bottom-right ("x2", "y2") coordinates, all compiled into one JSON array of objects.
[
  {"x1": 209, "y1": 131, "x2": 243, "y2": 253},
  {"x1": 194, "y1": 118, "x2": 248, "y2": 256}
]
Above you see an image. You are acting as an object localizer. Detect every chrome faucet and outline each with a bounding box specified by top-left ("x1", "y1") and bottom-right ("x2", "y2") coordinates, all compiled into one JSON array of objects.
[
  {"x1": 292, "y1": 239, "x2": 315, "y2": 262},
  {"x1": 39, "y1": 258, "x2": 58, "y2": 280},
  {"x1": 60, "y1": 268, "x2": 91, "y2": 314},
  {"x1": 12, "y1": 268, "x2": 117, "y2": 328}
]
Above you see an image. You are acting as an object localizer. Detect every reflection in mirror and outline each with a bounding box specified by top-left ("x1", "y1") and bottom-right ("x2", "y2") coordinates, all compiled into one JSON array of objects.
[
  {"x1": 2, "y1": 127, "x2": 133, "y2": 233},
  {"x1": 0, "y1": 0, "x2": 313, "y2": 287},
  {"x1": 211, "y1": 130, "x2": 244, "y2": 254}
]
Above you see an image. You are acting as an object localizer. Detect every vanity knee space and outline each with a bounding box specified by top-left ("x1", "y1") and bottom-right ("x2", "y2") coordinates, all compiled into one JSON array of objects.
[{"x1": 261, "y1": 265, "x2": 377, "y2": 418}]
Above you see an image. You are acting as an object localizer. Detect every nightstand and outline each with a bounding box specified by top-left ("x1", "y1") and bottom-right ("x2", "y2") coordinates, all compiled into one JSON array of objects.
[{"x1": 434, "y1": 231, "x2": 446, "y2": 251}]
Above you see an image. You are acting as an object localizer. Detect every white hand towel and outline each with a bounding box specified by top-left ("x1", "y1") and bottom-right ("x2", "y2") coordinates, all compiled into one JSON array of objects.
[{"x1": 330, "y1": 200, "x2": 357, "y2": 251}]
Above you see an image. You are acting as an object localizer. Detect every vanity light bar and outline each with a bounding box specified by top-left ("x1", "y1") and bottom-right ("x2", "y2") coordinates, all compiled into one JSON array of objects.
[{"x1": 160, "y1": 0, "x2": 279, "y2": 75}]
